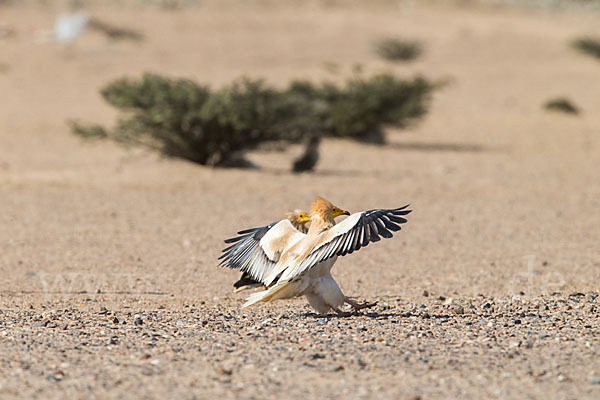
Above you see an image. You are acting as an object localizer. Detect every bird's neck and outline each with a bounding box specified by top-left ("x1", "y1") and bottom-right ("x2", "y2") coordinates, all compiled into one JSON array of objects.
[{"x1": 308, "y1": 212, "x2": 335, "y2": 235}]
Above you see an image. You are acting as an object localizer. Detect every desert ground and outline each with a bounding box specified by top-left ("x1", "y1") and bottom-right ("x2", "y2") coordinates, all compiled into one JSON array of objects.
[{"x1": 1, "y1": 1, "x2": 599, "y2": 399}]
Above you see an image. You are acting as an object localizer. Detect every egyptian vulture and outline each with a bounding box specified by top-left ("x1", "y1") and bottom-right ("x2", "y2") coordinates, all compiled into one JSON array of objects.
[
  {"x1": 219, "y1": 196, "x2": 411, "y2": 316},
  {"x1": 224, "y1": 210, "x2": 310, "y2": 292}
]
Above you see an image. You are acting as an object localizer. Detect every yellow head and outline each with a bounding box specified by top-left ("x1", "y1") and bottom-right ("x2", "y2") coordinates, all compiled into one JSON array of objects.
[
  {"x1": 287, "y1": 210, "x2": 311, "y2": 232},
  {"x1": 296, "y1": 211, "x2": 310, "y2": 224},
  {"x1": 310, "y1": 196, "x2": 350, "y2": 221}
]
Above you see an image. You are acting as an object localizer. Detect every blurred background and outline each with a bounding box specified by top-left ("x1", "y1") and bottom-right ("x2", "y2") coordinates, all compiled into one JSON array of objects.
[
  {"x1": 0, "y1": 0, "x2": 599, "y2": 300},
  {"x1": 1, "y1": 1, "x2": 600, "y2": 398}
]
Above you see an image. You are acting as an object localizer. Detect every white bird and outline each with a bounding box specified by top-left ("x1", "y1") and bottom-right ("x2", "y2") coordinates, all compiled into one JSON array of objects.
[
  {"x1": 223, "y1": 196, "x2": 411, "y2": 316},
  {"x1": 221, "y1": 210, "x2": 311, "y2": 292}
]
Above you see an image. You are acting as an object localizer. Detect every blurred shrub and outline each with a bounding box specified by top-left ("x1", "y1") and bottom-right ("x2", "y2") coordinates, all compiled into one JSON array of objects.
[
  {"x1": 544, "y1": 97, "x2": 579, "y2": 115},
  {"x1": 88, "y1": 18, "x2": 144, "y2": 41},
  {"x1": 374, "y1": 38, "x2": 422, "y2": 62},
  {"x1": 572, "y1": 37, "x2": 600, "y2": 60},
  {"x1": 71, "y1": 72, "x2": 434, "y2": 166}
]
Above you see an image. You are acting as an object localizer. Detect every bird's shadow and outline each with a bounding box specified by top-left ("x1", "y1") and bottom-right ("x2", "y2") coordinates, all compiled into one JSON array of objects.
[
  {"x1": 301, "y1": 311, "x2": 401, "y2": 320},
  {"x1": 301, "y1": 310, "x2": 458, "y2": 322}
]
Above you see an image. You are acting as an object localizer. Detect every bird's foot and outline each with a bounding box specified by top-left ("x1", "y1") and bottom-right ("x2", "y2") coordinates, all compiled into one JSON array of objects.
[
  {"x1": 345, "y1": 298, "x2": 378, "y2": 311},
  {"x1": 333, "y1": 307, "x2": 353, "y2": 317}
]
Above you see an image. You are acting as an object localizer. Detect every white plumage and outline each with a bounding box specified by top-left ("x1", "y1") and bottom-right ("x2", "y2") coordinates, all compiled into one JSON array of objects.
[{"x1": 219, "y1": 196, "x2": 411, "y2": 316}]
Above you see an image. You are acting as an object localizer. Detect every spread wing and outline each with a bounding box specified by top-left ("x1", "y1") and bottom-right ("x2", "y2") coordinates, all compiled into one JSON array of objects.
[
  {"x1": 218, "y1": 219, "x2": 306, "y2": 284},
  {"x1": 271, "y1": 205, "x2": 411, "y2": 284}
]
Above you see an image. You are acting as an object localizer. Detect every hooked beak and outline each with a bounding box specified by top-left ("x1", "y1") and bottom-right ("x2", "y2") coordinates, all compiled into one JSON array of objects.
[
  {"x1": 334, "y1": 208, "x2": 350, "y2": 217},
  {"x1": 298, "y1": 216, "x2": 310, "y2": 224}
]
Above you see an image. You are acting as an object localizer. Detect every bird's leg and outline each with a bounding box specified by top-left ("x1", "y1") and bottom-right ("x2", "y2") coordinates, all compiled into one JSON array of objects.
[
  {"x1": 332, "y1": 307, "x2": 353, "y2": 317},
  {"x1": 344, "y1": 297, "x2": 378, "y2": 311}
]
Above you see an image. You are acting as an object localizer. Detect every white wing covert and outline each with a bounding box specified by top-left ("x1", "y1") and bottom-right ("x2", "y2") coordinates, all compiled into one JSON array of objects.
[{"x1": 275, "y1": 205, "x2": 411, "y2": 283}]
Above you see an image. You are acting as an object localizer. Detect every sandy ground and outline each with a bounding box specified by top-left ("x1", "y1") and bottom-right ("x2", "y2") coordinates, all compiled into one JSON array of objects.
[{"x1": 0, "y1": 1, "x2": 599, "y2": 399}]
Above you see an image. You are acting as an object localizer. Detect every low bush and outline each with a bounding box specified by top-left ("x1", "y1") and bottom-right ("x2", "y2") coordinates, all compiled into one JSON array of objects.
[
  {"x1": 71, "y1": 72, "x2": 434, "y2": 166},
  {"x1": 544, "y1": 97, "x2": 579, "y2": 115},
  {"x1": 572, "y1": 37, "x2": 600, "y2": 60},
  {"x1": 373, "y1": 38, "x2": 422, "y2": 62}
]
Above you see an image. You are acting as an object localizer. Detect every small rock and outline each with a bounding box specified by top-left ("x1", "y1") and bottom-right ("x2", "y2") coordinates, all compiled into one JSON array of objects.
[
  {"x1": 452, "y1": 305, "x2": 464, "y2": 315},
  {"x1": 591, "y1": 377, "x2": 600, "y2": 385},
  {"x1": 523, "y1": 340, "x2": 534, "y2": 349},
  {"x1": 134, "y1": 315, "x2": 143, "y2": 325},
  {"x1": 216, "y1": 366, "x2": 232, "y2": 376},
  {"x1": 46, "y1": 371, "x2": 64, "y2": 381},
  {"x1": 422, "y1": 290, "x2": 429, "y2": 297},
  {"x1": 34, "y1": 319, "x2": 50, "y2": 328}
]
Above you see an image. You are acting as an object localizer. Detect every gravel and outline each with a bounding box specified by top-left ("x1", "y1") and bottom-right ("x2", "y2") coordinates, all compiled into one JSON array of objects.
[{"x1": 1, "y1": 293, "x2": 599, "y2": 399}]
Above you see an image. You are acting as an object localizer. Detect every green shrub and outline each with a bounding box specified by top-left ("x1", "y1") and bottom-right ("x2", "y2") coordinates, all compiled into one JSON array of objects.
[
  {"x1": 88, "y1": 18, "x2": 143, "y2": 41},
  {"x1": 374, "y1": 38, "x2": 422, "y2": 62},
  {"x1": 71, "y1": 72, "x2": 434, "y2": 166},
  {"x1": 544, "y1": 97, "x2": 579, "y2": 115},
  {"x1": 325, "y1": 74, "x2": 432, "y2": 143},
  {"x1": 572, "y1": 37, "x2": 600, "y2": 60}
]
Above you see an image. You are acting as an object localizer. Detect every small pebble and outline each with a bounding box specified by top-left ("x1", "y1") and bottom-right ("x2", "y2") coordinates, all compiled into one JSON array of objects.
[{"x1": 452, "y1": 305, "x2": 464, "y2": 315}]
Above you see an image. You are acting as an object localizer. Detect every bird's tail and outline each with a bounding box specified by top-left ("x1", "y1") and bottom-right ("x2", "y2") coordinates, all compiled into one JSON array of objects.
[
  {"x1": 242, "y1": 281, "x2": 290, "y2": 308},
  {"x1": 233, "y1": 272, "x2": 264, "y2": 293}
]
